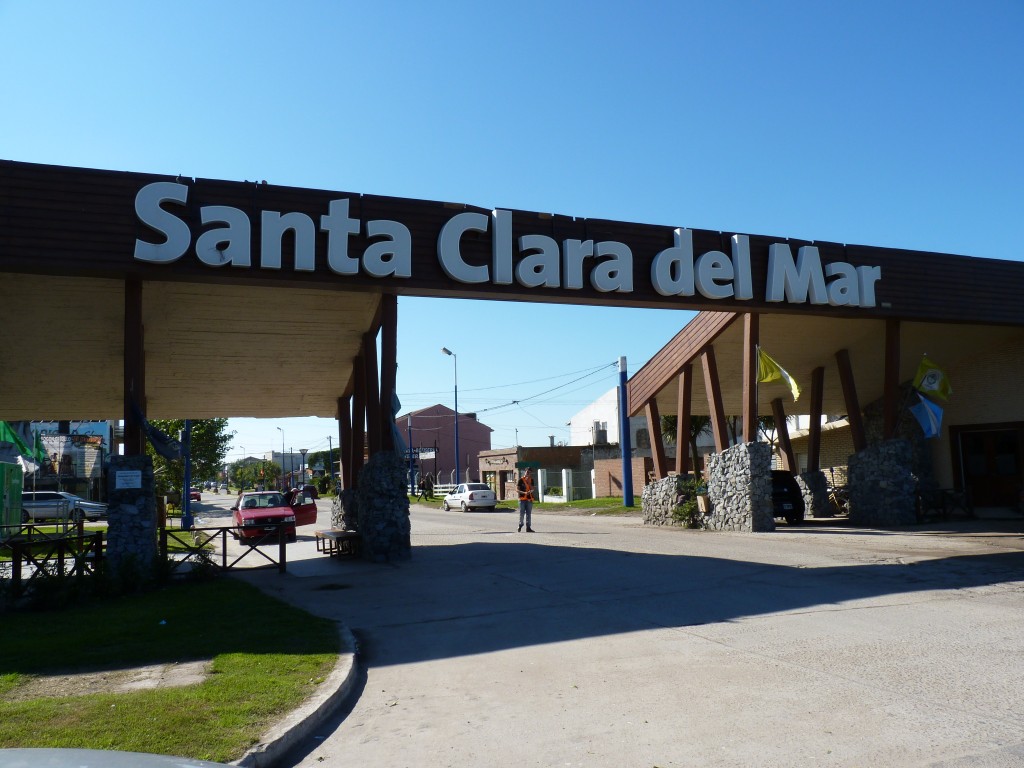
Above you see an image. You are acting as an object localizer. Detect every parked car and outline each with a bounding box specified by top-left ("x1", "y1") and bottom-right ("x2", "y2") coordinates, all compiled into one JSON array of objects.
[
  {"x1": 21, "y1": 491, "x2": 107, "y2": 523},
  {"x1": 189, "y1": 488, "x2": 202, "y2": 501},
  {"x1": 771, "y1": 470, "x2": 805, "y2": 524},
  {"x1": 302, "y1": 483, "x2": 319, "y2": 500},
  {"x1": 442, "y1": 483, "x2": 497, "y2": 512},
  {"x1": 231, "y1": 490, "x2": 317, "y2": 543}
]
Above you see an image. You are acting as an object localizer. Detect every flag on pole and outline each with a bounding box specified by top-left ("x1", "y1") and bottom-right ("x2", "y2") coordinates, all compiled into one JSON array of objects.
[
  {"x1": 913, "y1": 356, "x2": 952, "y2": 400},
  {"x1": 757, "y1": 347, "x2": 800, "y2": 400},
  {"x1": 0, "y1": 421, "x2": 41, "y2": 472},
  {"x1": 129, "y1": 401, "x2": 183, "y2": 460},
  {"x1": 909, "y1": 392, "x2": 944, "y2": 438}
]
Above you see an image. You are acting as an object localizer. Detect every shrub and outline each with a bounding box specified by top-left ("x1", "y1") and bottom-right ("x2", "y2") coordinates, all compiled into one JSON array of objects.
[{"x1": 671, "y1": 476, "x2": 707, "y2": 529}]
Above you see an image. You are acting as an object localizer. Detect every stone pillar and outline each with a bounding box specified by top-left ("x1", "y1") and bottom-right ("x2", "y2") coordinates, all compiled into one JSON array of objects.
[
  {"x1": 105, "y1": 454, "x2": 157, "y2": 582},
  {"x1": 641, "y1": 475, "x2": 684, "y2": 526},
  {"x1": 797, "y1": 470, "x2": 829, "y2": 517},
  {"x1": 847, "y1": 439, "x2": 917, "y2": 526},
  {"x1": 331, "y1": 489, "x2": 358, "y2": 531},
  {"x1": 705, "y1": 442, "x2": 775, "y2": 532},
  {"x1": 355, "y1": 451, "x2": 411, "y2": 561}
]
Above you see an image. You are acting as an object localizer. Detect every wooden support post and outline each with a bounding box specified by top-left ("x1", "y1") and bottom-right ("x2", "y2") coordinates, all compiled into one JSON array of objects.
[
  {"x1": 363, "y1": 330, "x2": 381, "y2": 455},
  {"x1": 123, "y1": 279, "x2": 145, "y2": 456},
  {"x1": 883, "y1": 319, "x2": 901, "y2": 440},
  {"x1": 337, "y1": 395, "x2": 353, "y2": 491},
  {"x1": 771, "y1": 397, "x2": 796, "y2": 472},
  {"x1": 674, "y1": 364, "x2": 693, "y2": 476},
  {"x1": 701, "y1": 346, "x2": 729, "y2": 453},
  {"x1": 835, "y1": 349, "x2": 866, "y2": 452},
  {"x1": 379, "y1": 294, "x2": 398, "y2": 451},
  {"x1": 352, "y1": 355, "x2": 367, "y2": 482},
  {"x1": 645, "y1": 400, "x2": 667, "y2": 480},
  {"x1": 807, "y1": 366, "x2": 825, "y2": 472},
  {"x1": 742, "y1": 313, "x2": 759, "y2": 444}
]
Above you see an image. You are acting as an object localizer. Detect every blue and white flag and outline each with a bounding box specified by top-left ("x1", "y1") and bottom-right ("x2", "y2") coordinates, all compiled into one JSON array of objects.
[
  {"x1": 130, "y1": 401, "x2": 183, "y2": 460},
  {"x1": 909, "y1": 392, "x2": 943, "y2": 439}
]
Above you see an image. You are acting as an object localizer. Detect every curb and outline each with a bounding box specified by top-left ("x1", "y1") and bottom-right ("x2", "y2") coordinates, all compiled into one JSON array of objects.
[{"x1": 233, "y1": 623, "x2": 359, "y2": 768}]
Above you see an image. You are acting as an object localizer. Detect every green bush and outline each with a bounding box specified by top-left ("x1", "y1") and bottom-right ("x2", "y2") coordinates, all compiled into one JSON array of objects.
[{"x1": 671, "y1": 476, "x2": 707, "y2": 529}]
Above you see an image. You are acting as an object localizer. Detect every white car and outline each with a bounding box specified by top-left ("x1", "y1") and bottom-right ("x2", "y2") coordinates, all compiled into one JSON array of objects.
[{"x1": 442, "y1": 483, "x2": 497, "y2": 512}]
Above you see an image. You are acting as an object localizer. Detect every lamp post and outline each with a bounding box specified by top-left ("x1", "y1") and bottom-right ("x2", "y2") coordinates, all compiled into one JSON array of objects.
[
  {"x1": 276, "y1": 427, "x2": 284, "y2": 490},
  {"x1": 441, "y1": 347, "x2": 460, "y2": 484},
  {"x1": 299, "y1": 448, "x2": 308, "y2": 488},
  {"x1": 326, "y1": 435, "x2": 334, "y2": 485}
]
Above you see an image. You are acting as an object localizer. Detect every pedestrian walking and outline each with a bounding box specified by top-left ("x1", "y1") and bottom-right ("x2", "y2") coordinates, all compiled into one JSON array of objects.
[
  {"x1": 416, "y1": 477, "x2": 426, "y2": 501},
  {"x1": 517, "y1": 468, "x2": 535, "y2": 532}
]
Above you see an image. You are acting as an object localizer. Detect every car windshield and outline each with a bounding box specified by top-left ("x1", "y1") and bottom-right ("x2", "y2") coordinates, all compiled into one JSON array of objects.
[
  {"x1": 242, "y1": 493, "x2": 283, "y2": 508},
  {"x1": 466, "y1": 484, "x2": 489, "y2": 491}
]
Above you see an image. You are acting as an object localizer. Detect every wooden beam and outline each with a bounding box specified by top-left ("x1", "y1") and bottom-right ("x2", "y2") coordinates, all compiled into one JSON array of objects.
[
  {"x1": 123, "y1": 279, "x2": 144, "y2": 456},
  {"x1": 701, "y1": 346, "x2": 729, "y2": 452},
  {"x1": 742, "y1": 313, "x2": 759, "y2": 443},
  {"x1": 645, "y1": 399, "x2": 667, "y2": 480},
  {"x1": 674, "y1": 364, "x2": 693, "y2": 476},
  {"x1": 363, "y1": 330, "x2": 381, "y2": 455},
  {"x1": 883, "y1": 319, "x2": 901, "y2": 439},
  {"x1": 771, "y1": 397, "x2": 796, "y2": 472},
  {"x1": 351, "y1": 354, "x2": 367, "y2": 484},
  {"x1": 807, "y1": 366, "x2": 825, "y2": 472},
  {"x1": 835, "y1": 349, "x2": 866, "y2": 451},
  {"x1": 337, "y1": 395, "x2": 352, "y2": 491},
  {"x1": 628, "y1": 312, "x2": 738, "y2": 416},
  {"x1": 379, "y1": 294, "x2": 398, "y2": 451}
]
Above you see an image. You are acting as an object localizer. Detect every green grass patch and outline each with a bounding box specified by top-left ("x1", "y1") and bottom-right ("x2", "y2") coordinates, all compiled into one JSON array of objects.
[{"x1": 0, "y1": 578, "x2": 340, "y2": 763}]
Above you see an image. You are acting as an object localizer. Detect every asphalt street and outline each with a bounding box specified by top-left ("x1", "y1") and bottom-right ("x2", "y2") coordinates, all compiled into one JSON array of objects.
[{"x1": 208, "y1": 495, "x2": 1024, "y2": 768}]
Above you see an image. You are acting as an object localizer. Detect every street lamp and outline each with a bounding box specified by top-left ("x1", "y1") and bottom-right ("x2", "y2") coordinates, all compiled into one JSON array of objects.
[
  {"x1": 276, "y1": 426, "x2": 285, "y2": 490},
  {"x1": 441, "y1": 347, "x2": 460, "y2": 484},
  {"x1": 299, "y1": 448, "x2": 308, "y2": 488}
]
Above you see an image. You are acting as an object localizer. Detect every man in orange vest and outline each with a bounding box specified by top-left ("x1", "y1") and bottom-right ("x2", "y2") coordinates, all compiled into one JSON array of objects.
[{"x1": 517, "y1": 467, "x2": 535, "y2": 533}]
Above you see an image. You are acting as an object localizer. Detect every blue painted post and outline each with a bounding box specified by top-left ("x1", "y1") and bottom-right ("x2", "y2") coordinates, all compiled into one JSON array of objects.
[
  {"x1": 618, "y1": 357, "x2": 634, "y2": 507},
  {"x1": 182, "y1": 419, "x2": 193, "y2": 529}
]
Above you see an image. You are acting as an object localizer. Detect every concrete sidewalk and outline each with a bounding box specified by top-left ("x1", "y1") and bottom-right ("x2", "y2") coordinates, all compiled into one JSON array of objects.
[{"x1": 233, "y1": 503, "x2": 1024, "y2": 768}]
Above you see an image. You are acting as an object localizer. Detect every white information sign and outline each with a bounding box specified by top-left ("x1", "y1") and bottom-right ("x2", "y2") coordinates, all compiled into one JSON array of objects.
[{"x1": 115, "y1": 470, "x2": 142, "y2": 489}]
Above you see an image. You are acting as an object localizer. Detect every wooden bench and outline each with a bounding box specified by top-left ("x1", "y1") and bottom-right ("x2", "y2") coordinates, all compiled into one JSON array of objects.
[{"x1": 315, "y1": 529, "x2": 362, "y2": 558}]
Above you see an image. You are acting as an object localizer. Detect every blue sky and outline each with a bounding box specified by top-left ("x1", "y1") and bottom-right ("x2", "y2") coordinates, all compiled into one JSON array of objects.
[{"x1": 2, "y1": 1, "x2": 1021, "y2": 459}]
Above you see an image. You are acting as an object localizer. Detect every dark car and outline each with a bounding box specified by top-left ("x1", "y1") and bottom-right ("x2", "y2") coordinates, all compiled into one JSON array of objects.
[{"x1": 771, "y1": 470, "x2": 805, "y2": 524}]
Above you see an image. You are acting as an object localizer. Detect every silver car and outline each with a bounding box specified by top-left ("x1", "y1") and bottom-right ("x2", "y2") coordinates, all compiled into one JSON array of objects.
[
  {"x1": 21, "y1": 491, "x2": 107, "y2": 523},
  {"x1": 442, "y1": 483, "x2": 497, "y2": 512}
]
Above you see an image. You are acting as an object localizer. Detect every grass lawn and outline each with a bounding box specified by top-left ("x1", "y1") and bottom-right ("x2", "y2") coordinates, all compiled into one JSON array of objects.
[{"x1": 0, "y1": 578, "x2": 340, "y2": 763}]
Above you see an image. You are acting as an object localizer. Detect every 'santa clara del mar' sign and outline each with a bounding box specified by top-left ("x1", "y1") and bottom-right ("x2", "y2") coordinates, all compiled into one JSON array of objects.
[{"x1": 134, "y1": 180, "x2": 882, "y2": 309}]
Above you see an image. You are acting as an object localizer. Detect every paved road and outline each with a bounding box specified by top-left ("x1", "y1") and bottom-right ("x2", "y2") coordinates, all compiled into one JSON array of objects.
[{"x1": 233, "y1": 503, "x2": 1024, "y2": 768}]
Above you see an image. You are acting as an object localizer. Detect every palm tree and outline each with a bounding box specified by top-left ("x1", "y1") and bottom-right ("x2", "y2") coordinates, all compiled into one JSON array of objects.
[{"x1": 660, "y1": 415, "x2": 712, "y2": 471}]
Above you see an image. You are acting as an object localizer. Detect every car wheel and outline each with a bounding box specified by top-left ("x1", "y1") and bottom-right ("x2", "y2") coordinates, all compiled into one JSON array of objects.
[
  {"x1": 21, "y1": 509, "x2": 29, "y2": 523},
  {"x1": 461, "y1": 501, "x2": 469, "y2": 513},
  {"x1": 443, "y1": 500, "x2": 450, "y2": 511},
  {"x1": 288, "y1": 533, "x2": 297, "y2": 543},
  {"x1": 70, "y1": 508, "x2": 83, "y2": 524}
]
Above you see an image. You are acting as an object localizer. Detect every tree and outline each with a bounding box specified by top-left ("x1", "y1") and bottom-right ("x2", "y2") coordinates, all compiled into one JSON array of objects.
[
  {"x1": 147, "y1": 418, "x2": 233, "y2": 495},
  {"x1": 231, "y1": 459, "x2": 280, "y2": 490},
  {"x1": 660, "y1": 415, "x2": 711, "y2": 472}
]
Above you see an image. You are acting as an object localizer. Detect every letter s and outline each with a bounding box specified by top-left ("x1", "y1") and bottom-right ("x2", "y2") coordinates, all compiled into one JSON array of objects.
[{"x1": 134, "y1": 181, "x2": 191, "y2": 263}]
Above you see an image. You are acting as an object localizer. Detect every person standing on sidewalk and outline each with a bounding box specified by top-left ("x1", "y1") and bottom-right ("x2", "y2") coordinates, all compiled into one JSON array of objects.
[{"x1": 517, "y1": 468, "x2": 535, "y2": 532}]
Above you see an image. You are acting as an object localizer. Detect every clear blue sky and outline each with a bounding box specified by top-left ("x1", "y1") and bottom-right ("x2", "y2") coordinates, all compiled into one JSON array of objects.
[{"x1": 3, "y1": 1, "x2": 1021, "y2": 458}]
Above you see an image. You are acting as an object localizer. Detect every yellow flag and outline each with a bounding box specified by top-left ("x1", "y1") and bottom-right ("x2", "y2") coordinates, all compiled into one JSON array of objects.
[
  {"x1": 757, "y1": 347, "x2": 800, "y2": 401},
  {"x1": 913, "y1": 356, "x2": 952, "y2": 400}
]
